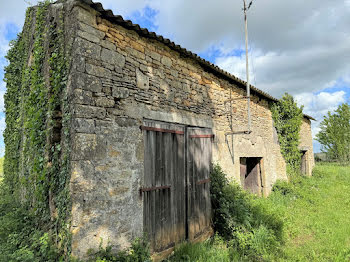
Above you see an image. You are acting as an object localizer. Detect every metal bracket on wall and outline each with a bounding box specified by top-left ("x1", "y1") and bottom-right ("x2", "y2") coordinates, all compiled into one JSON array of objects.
[
  {"x1": 140, "y1": 125, "x2": 184, "y2": 135},
  {"x1": 196, "y1": 178, "x2": 211, "y2": 185}
]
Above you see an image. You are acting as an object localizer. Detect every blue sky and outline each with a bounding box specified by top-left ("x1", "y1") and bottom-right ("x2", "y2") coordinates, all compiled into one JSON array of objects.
[
  {"x1": 0, "y1": 0, "x2": 350, "y2": 156},
  {"x1": 0, "y1": 23, "x2": 20, "y2": 156}
]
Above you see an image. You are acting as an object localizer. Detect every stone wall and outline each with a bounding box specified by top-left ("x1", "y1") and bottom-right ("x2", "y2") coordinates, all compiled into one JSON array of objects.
[
  {"x1": 66, "y1": 1, "x2": 314, "y2": 258},
  {"x1": 299, "y1": 118, "x2": 315, "y2": 176}
]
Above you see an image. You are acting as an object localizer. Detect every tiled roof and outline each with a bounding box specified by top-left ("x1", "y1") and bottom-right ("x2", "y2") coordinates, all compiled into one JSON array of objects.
[{"x1": 79, "y1": 0, "x2": 315, "y2": 121}]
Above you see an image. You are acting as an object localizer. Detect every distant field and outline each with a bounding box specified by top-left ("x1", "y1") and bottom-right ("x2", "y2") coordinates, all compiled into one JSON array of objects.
[{"x1": 167, "y1": 163, "x2": 350, "y2": 261}]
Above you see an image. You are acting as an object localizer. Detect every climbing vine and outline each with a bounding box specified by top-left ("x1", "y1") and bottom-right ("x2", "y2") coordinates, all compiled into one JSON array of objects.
[
  {"x1": 271, "y1": 93, "x2": 304, "y2": 175},
  {"x1": 48, "y1": 10, "x2": 72, "y2": 256},
  {"x1": 3, "y1": 7, "x2": 38, "y2": 200},
  {"x1": 2, "y1": 1, "x2": 71, "y2": 260}
]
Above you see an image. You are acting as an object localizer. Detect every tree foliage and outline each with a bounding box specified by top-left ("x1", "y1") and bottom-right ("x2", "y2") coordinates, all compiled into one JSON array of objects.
[
  {"x1": 316, "y1": 103, "x2": 350, "y2": 163},
  {"x1": 271, "y1": 93, "x2": 304, "y2": 174}
]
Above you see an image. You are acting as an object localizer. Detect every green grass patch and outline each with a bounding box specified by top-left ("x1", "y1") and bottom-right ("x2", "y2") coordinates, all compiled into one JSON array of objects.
[
  {"x1": 274, "y1": 163, "x2": 350, "y2": 261},
  {"x1": 168, "y1": 163, "x2": 350, "y2": 261},
  {"x1": 167, "y1": 235, "x2": 232, "y2": 262}
]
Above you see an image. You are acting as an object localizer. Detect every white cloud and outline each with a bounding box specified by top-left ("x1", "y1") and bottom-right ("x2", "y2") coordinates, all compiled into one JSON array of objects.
[
  {"x1": 216, "y1": 41, "x2": 350, "y2": 97},
  {"x1": 295, "y1": 91, "x2": 346, "y2": 146},
  {"x1": 295, "y1": 91, "x2": 346, "y2": 115},
  {"x1": 0, "y1": 0, "x2": 41, "y2": 27}
]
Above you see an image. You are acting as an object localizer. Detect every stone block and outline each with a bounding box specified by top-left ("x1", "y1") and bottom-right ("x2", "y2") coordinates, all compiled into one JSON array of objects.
[
  {"x1": 126, "y1": 47, "x2": 145, "y2": 60},
  {"x1": 161, "y1": 56, "x2": 172, "y2": 67},
  {"x1": 74, "y1": 37, "x2": 101, "y2": 60},
  {"x1": 97, "y1": 23, "x2": 109, "y2": 32},
  {"x1": 73, "y1": 118, "x2": 95, "y2": 134},
  {"x1": 101, "y1": 39, "x2": 116, "y2": 51},
  {"x1": 78, "y1": 22, "x2": 105, "y2": 39},
  {"x1": 130, "y1": 41, "x2": 144, "y2": 53},
  {"x1": 74, "y1": 6, "x2": 97, "y2": 26},
  {"x1": 112, "y1": 87, "x2": 129, "y2": 99},
  {"x1": 101, "y1": 48, "x2": 126, "y2": 68},
  {"x1": 146, "y1": 50, "x2": 161, "y2": 61},
  {"x1": 71, "y1": 133, "x2": 107, "y2": 161},
  {"x1": 136, "y1": 69, "x2": 149, "y2": 90},
  {"x1": 71, "y1": 133, "x2": 97, "y2": 160},
  {"x1": 70, "y1": 160, "x2": 95, "y2": 191},
  {"x1": 74, "y1": 104, "x2": 106, "y2": 119},
  {"x1": 102, "y1": 86, "x2": 112, "y2": 96},
  {"x1": 95, "y1": 97, "x2": 115, "y2": 108},
  {"x1": 102, "y1": 62, "x2": 114, "y2": 71},
  {"x1": 73, "y1": 89, "x2": 93, "y2": 105},
  {"x1": 86, "y1": 63, "x2": 111, "y2": 78},
  {"x1": 72, "y1": 56, "x2": 85, "y2": 73},
  {"x1": 77, "y1": 30, "x2": 100, "y2": 43},
  {"x1": 115, "y1": 117, "x2": 138, "y2": 127},
  {"x1": 73, "y1": 72, "x2": 102, "y2": 93}
]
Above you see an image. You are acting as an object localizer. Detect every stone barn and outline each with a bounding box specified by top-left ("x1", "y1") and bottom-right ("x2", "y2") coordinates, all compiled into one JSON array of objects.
[{"x1": 6, "y1": 0, "x2": 314, "y2": 259}]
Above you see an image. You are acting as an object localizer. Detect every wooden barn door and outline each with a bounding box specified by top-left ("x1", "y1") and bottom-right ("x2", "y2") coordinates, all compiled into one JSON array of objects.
[
  {"x1": 142, "y1": 121, "x2": 213, "y2": 253},
  {"x1": 187, "y1": 127, "x2": 213, "y2": 241},
  {"x1": 142, "y1": 120, "x2": 186, "y2": 252}
]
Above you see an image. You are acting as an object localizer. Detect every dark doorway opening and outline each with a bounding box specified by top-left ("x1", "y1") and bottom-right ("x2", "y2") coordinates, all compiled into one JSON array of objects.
[
  {"x1": 301, "y1": 150, "x2": 308, "y2": 175},
  {"x1": 240, "y1": 157, "x2": 263, "y2": 196}
]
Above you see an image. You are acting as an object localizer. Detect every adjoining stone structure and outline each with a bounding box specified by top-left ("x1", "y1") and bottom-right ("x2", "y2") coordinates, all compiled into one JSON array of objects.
[{"x1": 17, "y1": 0, "x2": 314, "y2": 259}]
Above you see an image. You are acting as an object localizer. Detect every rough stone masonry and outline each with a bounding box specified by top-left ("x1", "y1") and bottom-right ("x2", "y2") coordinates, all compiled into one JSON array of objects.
[{"x1": 22, "y1": 0, "x2": 315, "y2": 258}]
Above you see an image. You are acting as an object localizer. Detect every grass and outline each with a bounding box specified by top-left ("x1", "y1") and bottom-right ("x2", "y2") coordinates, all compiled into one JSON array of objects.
[
  {"x1": 166, "y1": 163, "x2": 350, "y2": 261},
  {"x1": 276, "y1": 163, "x2": 350, "y2": 261}
]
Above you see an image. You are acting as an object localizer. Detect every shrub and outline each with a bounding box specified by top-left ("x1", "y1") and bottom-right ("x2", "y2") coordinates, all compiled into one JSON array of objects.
[
  {"x1": 210, "y1": 164, "x2": 284, "y2": 260},
  {"x1": 272, "y1": 179, "x2": 295, "y2": 196},
  {"x1": 0, "y1": 183, "x2": 61, "y2": 262},
  {"x1": 87, "y1": 237, "x2": 151, "y2": 262}
]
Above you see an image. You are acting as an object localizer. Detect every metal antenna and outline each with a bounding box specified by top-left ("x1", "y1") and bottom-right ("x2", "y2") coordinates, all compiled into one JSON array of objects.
[
  {"x1": 223, "y1": 0, "x2": 254, "y2": 164},
  {"x1": 243, "y1": 0, "x2": 252, "y2": 132}
]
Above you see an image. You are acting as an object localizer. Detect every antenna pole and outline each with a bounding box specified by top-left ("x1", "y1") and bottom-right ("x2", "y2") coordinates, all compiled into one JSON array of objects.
[{"x1": 243, "y1": 0, "x2": 251, "y2": 132}]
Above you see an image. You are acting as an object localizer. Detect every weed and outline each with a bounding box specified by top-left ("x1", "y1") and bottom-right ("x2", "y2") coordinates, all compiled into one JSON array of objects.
[{"x1": 87, "y1": 237, "x2": 151, "y2": 262}]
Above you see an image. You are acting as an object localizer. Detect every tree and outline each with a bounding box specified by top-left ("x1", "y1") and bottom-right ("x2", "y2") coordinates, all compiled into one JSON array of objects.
[
  {"x1": 271, "y1": 93, "x2": 304, "y2": 174},
  {"x1": 316, "y1": 103, "x2": 350, "y2": 163}
]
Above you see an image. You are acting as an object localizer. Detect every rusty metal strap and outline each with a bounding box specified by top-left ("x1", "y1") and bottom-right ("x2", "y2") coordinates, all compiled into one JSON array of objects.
[
  {"x1": 196, "y1": 178, "x2": 211, "y2": 185},
  {"x1": 189, "y1": 134, "x2": 215, "y2": 138},
  {"x1": 139, "y1": 185, "x2": 171, "y2": 193},
  {"x1": 140, "y1": 126, "x2": 184, "y2": 135}
]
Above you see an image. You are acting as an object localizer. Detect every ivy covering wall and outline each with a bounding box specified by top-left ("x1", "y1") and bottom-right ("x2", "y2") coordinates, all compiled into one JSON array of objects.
[
  {"x1": 270, "y1": 93, "x2": 304, "y2": 175},
  {"x1": 2, "y1": 1, "x2": 72, "y2": 259}
]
